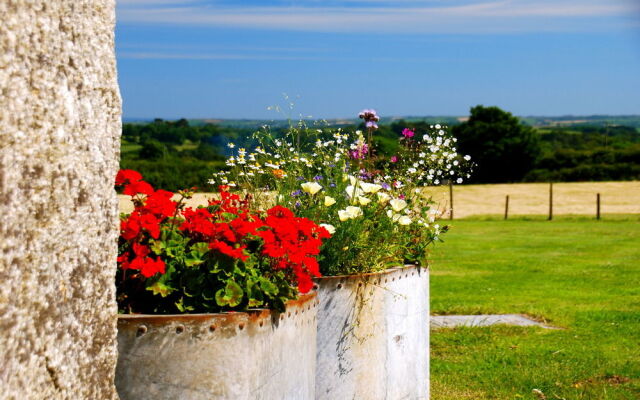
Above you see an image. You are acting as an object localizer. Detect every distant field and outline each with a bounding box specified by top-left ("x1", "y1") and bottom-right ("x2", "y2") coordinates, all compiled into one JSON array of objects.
[
  {"x1": 119, "y1": 181, "x2": 640, "y2": 218},
  {"x1": 422, "y1": 181, "x2": 640, "y2": 218}
]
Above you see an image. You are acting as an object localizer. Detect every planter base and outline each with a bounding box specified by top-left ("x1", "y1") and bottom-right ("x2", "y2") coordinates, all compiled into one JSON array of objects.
[{"x1": 315, "y1": 265, "x2": 429, "y2": 400}]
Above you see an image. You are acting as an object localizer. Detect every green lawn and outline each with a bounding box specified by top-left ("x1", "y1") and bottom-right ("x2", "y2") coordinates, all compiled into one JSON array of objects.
[{"x1": 430, "y1": 217, "x2": 640, "y2": 399}]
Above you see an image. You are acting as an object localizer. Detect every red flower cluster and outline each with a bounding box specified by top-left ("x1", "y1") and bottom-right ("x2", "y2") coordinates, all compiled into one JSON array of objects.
[
  {"x1": 257, "y1": 206, "x2": 330, "y2": 292},
  {"x1": 116, "y1": 170, "x2": 330, "y2": 293},
  {"x1": 116, "y1": 170, "x2": 177, "y2": 278},
  {"x1": 179, "y1": 190, "x2": 331, "y2": 293}
]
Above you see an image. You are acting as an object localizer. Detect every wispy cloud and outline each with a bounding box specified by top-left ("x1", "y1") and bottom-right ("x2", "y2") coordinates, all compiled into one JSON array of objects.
[
  {"x1": 117, "y1": 0, "x2": 639, "y2": 34},
  {"x1": 117, "y1": 50, "x2": 466, "y2": 63},
  {"x1": 118, "y1": 51, "x2": 326, "y2": 61}
]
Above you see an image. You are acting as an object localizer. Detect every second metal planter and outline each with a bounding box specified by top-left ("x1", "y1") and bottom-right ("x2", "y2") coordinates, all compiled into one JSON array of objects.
[{"x1": 315, "y1": 265, "x2": 430, "y2": 400}]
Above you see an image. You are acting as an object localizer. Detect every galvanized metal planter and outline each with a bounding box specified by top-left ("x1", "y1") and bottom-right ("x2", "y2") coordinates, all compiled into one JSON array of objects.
[
  {"x1": 116, "y1": 293, "x2": 318, "y2": 400},
  {"x1": 315, "y1": 265, "x2": 429, "y2": 400}
]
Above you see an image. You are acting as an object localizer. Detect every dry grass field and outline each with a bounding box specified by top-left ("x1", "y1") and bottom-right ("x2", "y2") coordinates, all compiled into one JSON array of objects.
[
  {"x1": 119, "y1": 181, "x2": 640, "y2": 218},
  {"x1": 422, "y1": 181, "x2": 640, "y2": 218}
]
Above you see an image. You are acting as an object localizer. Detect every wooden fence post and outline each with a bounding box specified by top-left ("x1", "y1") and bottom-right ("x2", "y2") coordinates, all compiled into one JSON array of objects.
[
  {"x1": 449, "y1": 180, "x2": 454, "y2": 220},
  {"x1": 504, "y1": 195, "x2": 509, "y2": 220},
  {"x1": 597, "y1": 193, "x2": 601, "y2": 220},
  {"x1": 548, "y1": 182, "x2": 553, "y2": 221}
]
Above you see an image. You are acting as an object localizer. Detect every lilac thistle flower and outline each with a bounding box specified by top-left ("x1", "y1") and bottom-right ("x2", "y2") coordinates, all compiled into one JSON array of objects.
[
  {"x1": 401, "y1": 128, "x2": 415, "y2": 138},
  {"x1": 358, "y1": 109, "x2": 380, "y2": 130}
]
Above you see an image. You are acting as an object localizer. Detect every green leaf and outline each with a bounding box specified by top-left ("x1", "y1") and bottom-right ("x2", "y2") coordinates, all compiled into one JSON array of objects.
[
  {"x1": 259, "y1": 278, "x2": 279, "y2": 297},
  {"x1": 150, "y1": 240, "x2": 165, "y2": 255},
  {"x1": 224, "y1": 280, "x2": 244, "y2": 307},
  {"x1": 191, "y1": 241, "x2": 209, "y2": 256},
  {"x1": 146, "y1": 281, "x2": 174, "y2": 297},
  {"x1": 202, "y1": 287, "x2": 216, "y2": 301},
  {"x1": 215, "y1": 288, "x2": 228, "y2": 306},
  {"x1": 185, "y1": 251, "x2": 205, "y2": 267},
  {"x1": 175, "y1": 297, "x2": 194, "y2": 312}
]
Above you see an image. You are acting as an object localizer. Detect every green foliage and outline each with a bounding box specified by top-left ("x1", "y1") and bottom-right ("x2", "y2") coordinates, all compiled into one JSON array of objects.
[
  {"x1": 453, "y1": 105, "x2": 542, "y2": 183},
  {"x1": 526, "y1": 128, "x2": 640, "y2": 182},
  {"x1": 120, "y1": 157, "x2": 226, "y2": 192}
]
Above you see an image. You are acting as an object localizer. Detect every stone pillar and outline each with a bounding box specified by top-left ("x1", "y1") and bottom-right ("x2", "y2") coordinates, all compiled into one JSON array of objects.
[{"x1": 0, "y1": 1, "x2": 121, "y2": 399}]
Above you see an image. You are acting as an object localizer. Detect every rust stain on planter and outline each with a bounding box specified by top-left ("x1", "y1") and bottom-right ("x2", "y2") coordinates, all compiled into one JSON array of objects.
[
  {"x1": 315, "y1": 265, "x2": 430, "y2": 400},
  {"x1": 116, "y1": 293, "x2": 317, "y2": 400}
]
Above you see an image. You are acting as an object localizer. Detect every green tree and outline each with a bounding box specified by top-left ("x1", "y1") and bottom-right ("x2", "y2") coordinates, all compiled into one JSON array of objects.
[{"x1": 453, "y1": 105, "x2": 541, "y2": 183}]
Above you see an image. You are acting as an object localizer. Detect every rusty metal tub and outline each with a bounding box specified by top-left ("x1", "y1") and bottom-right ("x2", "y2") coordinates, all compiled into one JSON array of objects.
[
  {"x1": 315, "y1": 265, "x2": 429, "y2": 400},
  {"x1": 115, "y1": 293, "x2": 318, "y2": 400}
]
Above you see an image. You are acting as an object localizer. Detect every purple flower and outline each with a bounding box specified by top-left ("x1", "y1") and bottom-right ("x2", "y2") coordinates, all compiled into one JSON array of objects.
[
  {"x1": 295, "y1": 201, "x2": 301, "y2": 208},
  {"x1": 314, "y1": 175, "x2": 323, "y2": 181},
  {"x1": 296, "y1": 176, "x2": 305, "y2": 181},
  {"x1": 381, "y1": 182, "x2": 391, "y2": 190},
  {"x1": 349, "y1": 143, "x2": 369, "y2": 160},
  {"x1": 390, "y1": 156, "x2": 398, "y2": 163},
  {"x1": 292, "y1": 190, "x2": 303, "y2": 197},
  {"x1": 358, "y1": 109, "x2": 380, "y2": 127},
  {"x1": 329, "y1": 183, "x2": 336, "y2": 188},
  {"x1": 402, "y1": 128, "x2": 415, "y2": 138}
]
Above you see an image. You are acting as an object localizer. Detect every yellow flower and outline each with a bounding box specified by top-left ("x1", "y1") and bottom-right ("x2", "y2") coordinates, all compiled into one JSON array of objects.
[
  {"x1": 357, "y1": 196, "x2": 371, "y2": 206},
  {"x1": 345, "y1": 185, "x2": 364, "y2": 199},
  {"x1": 338, "y1": 206, "x2": 363, "y2": 221},
  {"x1": 359, "y1": 182, "x2": 382, "y2": 194},
  {"x1": 301, "y1": 182, "x2": 323, "y2": 195},
  {"x1": 390, "y1": 198, "x2": 407, "y2": 212},
  {"x1": 324, "y1": 196, "x2": 336, "y2": 206},
  {"x1": 398, "y1": 216, "x2": 412, "y2": 225},
  {"x1": 377, "y1": 192, "x2": 391, "y2": 204}
]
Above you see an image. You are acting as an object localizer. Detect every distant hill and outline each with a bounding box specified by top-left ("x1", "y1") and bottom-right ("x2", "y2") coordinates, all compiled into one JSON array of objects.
[
  {"x1": 187, "y1": 115, "x2": 640, "y2": 129},
  {"x1": 123, "y1": 115, "x2": 640, "y2": 129}
]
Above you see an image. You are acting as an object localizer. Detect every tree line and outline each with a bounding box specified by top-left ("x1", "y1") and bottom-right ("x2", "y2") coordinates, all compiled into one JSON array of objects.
[{"x1": 120, "y1": 107, "x2": 640, "y2": 191}]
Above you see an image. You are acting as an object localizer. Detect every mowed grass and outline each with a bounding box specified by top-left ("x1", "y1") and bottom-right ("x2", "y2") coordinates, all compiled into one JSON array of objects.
[{"x1": 430, "y1": 218, "x2": 640, "y2": 399}]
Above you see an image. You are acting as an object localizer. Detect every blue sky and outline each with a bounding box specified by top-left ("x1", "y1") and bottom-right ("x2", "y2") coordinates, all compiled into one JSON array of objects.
[{"x1": 116, "y1": 0, "x2": 640, "y2": 119}]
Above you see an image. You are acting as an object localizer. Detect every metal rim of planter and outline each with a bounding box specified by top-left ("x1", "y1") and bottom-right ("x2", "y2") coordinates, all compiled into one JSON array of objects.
[{"x1": 117, "y1": 292, "x2": 318, "y2": 333}]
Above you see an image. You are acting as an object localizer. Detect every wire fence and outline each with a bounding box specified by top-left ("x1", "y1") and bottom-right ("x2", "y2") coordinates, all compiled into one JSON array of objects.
[{"x1": 421, "y1": 181, "x2": 640, "y2": 220}]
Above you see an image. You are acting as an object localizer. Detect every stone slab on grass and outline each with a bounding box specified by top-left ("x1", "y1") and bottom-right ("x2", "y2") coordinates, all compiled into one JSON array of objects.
[{"x1": 431, "y1": 314, "x2": 555, "y2": 329}]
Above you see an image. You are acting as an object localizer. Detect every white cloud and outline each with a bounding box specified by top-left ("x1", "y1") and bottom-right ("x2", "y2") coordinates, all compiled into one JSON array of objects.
[
  {"x1": 117, "y1": 0, "x2": 639, "y2": 34},
  {"x1": 117, "y1": 51, "x2": 326, "y2": 61}
]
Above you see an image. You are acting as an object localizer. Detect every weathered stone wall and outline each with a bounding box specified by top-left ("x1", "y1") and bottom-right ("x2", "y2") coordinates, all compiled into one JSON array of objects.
[{"x1": 0, "y1": 1, "x2": 121, "y2": 398}]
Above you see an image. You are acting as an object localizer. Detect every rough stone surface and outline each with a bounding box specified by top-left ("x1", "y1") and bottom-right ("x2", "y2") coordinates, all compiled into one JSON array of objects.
[
  {"x1": 316, "y1": 266, "x2": 430, "y2": 400},
  {"x1": 116, "y1": 294, "x2": 318, "y2": 400},
  {"x1": 431, "y1": 314, "x2": 555, "y2": 329},
  {"x1": 0, "y1": 1, "x2": 121, "y2": 398}
]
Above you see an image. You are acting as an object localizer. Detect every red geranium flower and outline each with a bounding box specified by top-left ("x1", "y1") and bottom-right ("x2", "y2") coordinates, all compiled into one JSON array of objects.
[{"x1": 209, "y1": 240, "x2": 248, "y2": 261}]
